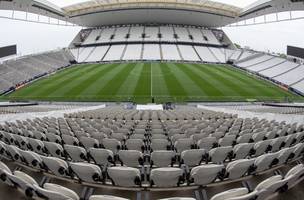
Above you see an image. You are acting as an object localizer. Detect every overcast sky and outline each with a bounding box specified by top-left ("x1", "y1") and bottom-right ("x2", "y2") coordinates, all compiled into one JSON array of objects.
[{"x1": 0, "y1": 0, "x2": 304, "y2": 56}]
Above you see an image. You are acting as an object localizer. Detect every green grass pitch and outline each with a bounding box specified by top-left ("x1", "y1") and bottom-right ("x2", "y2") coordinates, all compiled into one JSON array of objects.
[{"x1": 6, "y1": 62, "x2": 300, "y2": 103}]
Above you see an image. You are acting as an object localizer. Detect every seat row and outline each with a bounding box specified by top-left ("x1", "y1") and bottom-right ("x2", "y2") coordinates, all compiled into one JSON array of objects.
[
  {"x1": 3, "y1": 126, "x2": 303, "y2": 153},
  {"x1": 209, "y1": 163, "x2": 304, "y2": 200},
  {"x1": 64, "y1": 107, "x2": 233, "y2": 121},
  {"x1": 1, "y1": 127, "x2": 304, "y2": 168},
  {"x1": 0, "y1": 141, "x2": 303, "y2": 189},
  {"x1": 1, "y1": 160, "x2": 304, "y2": 200}
]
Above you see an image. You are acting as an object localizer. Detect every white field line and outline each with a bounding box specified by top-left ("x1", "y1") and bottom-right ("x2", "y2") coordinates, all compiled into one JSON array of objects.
[{"x1": 151, "y1": 63, "x2": 153, "y2": 98}]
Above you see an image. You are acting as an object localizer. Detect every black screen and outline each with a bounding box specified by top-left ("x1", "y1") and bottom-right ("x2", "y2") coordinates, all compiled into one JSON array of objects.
[
  {"x1": 287, "y1": 46, "x2": 304, "y2": 59},
  {"x1": 0, "y1": 45, "x2": 17, "y2": 58}
]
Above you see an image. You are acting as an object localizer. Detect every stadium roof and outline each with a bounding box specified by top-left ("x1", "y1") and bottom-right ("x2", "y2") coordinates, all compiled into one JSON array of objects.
[{"x1": 0, "y1": 0, "x2": 304, "y2": 27}]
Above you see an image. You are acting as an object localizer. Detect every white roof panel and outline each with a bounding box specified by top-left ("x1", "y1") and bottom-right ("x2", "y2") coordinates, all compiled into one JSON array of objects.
[{"x1": 0, "y1": 0, "x2": 304, "y2": 27}]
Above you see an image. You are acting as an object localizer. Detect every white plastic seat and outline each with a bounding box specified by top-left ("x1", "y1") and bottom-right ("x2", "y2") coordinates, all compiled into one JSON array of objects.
[
  {"x1": 265, "y1": 131, "x2": 277, "y2": 140},
  {"x1": 190, "y1": 133, "x2": 209, "y2": 142},
  {"x1": 226, "y1": 159, "x2": 255, "y2": 180},
  {"x1": 70, "y1": 162, "x2": 103, "y2": 183},
  {"x1": 150, "y1": 150, "x2": 176, "y2": 167},
  {"x1": 19, "y1": 150, "x2": 43, "y2": 169},
  {"x1": 210, "y1": 188, "x2": 256, "y2": 200},
  {"x1": 284, "y1": 134, "x2": 296, "y2": 148},
  {"x1": 292, "y1": 143, "x2": 304, "y2": 159},
  {"x1": 253, "y1": 140, "x2": 271, "y2": 156},
  {"x1": 27, "y1": 138, "x2": 45, "y2": 154},
  {"x1": 284, "y1": 164, "x2": 304, "y2": 189},
  {"x1": 0, "y1": 161, "x2": 14, "y2": 186},
  {"x1": 13, "y1": 135, "x2": 28, "y2": 150},
  {"x1": 47, "y1": 127, "x2": 59, "y2": 135},
  {"x1": 46, "y1": 133, "x2": 62, "y2": 144},
  {"x1": 151, "y1": 134, "x2": 167, "y2": 140},
  {"x1": 125, "y1": 139, "x2": 145, "y2": 152},
  {"x1": 150, "y1": 167, "x2": 184, "y2": 187},
  {"x1": 44, "y1": 141, "x2": 65, "y2": 158},
  {"x1": 1, "y1": 131, "x2": 15, "y2": 144},
  {"x1": 233, "y1": 143, "x2": 254, "y2": 159},
  {"x1": 159, "y1": 198, "x2": 195, "y2": 200},
  {"x1": 118, "y1": 150, "x2": 144, "y2": 167},
  {"x1": 180, "y1": 149, "x2": 206, "y2": 167},
  {"x1": 32, "y1": 130, "x2": 46, "y2": 141},
  {"x1": 102, "y1": 138, "x2": 121, "y2": 154},
  {"x1": 80, "y1": 136, "x2": 100, "y2": 149},
  {"x1": 62, "y1": 135, "x2": 79, "y2": 146},
  {"x1": 6, "y1": 170, "x2": 38, "y2": 198},
  {"x1": 236, "y1": 133, "x2": 252, "y2": 144},
  {"x1": 90, "y1": 132, "x2": 108, "y2": 144},
  {"x1": 277, "y1": 148, "x2": 294, "y2": 165},
  {"x1": 33, "y1": 183, "x2": 80, "y2": 200},
  {"x1": 64, "y1": 145, "x2": 87, "y2": 162},
  {"x1": 254, "y1": 175, "x2": 287, "y2": 200},
  {"x1": 60, "y1": 128, "x2": 74, "y2": 136},
  {"x1": 254, "y1": 153, "x2": 279, "y2": 173},
  {"x1": 89, "y1": 195, "x2": 129, "y2": 200},
  {"x1": 197, "y1": 137, "x2": 217, "y2": 150},
  {"x1": 0, "y1": 141, "x2": 6, "y2": 156},
  {"x1": 270, "y1": 137, "x2": 286, "y2": 152},
  {"x1": 190, "y1": 164, "x2": 225, "y2": 185},
  {"x1": 6, "y1": 145, "x2": 23, "y2": 162},
  {"x1": 251, "y1": 132, "x2": 266, "y2": 142},
  {"x1": 134, "y1": 129, "x2": 146, "y2": 135},
  {"x1": 151, "y1": 139, "x2": 169, "y2": 151},
  {"x1": 41, "y1": 156, "x2": 69, "y2": 177},
  {"x1": 168, "y1": 129, "x2": 182, "y2": 137},
  {"x1": 174, "y1": 138, "x2": 194, "y2": 153},
  {"x1": 212, "y1": 131, "x2": 225, "y2": 140},
  {"x1": 218, "y1": 135, "x2": 236, "y2": 147},
  {"x1": 129, "y1": 134, "x2": 146, "y2": 141},
  {"x1": 107, "y1": 166, "x2": 141, "y2": 187},
  {"x1": 208, "y1": 146, "x2": 233, "y2": 163},
  {"x1": 295, "y1": 132, "x2": 304, "y2": 143},
  {"x1": 171, "y1": 134, "x2": 187, "y2": 144},
  {"x1": 116, "y1": 128, "x2": 130, "y2": 135},
  {"x1": 89, "y1": 148, "x2": 114, "y2": 167},
  {"x1": 111, "y1": 133, "x2": 127, "y2": 142}
]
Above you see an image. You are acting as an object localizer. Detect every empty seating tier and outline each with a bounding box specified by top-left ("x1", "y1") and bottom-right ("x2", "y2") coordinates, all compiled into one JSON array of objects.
[
  {"x1": 70, "y1": 24, "x2": 231, "y2": 64},
  {"x1": 0, "y1": 50, "x2": 73, "y2": 94},
  {"x1": 0, "y1": 106, "x2": 303, "y2": 199}
]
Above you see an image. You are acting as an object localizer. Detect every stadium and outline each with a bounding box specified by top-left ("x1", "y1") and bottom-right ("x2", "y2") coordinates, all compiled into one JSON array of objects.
[{"x1": 0, "y1": 0, "x2": 304, "y2": 200}]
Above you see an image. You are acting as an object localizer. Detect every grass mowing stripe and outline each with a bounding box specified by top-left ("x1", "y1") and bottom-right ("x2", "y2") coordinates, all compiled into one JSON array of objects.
[
  {"x1": 188, "y1": 63, "x2": 248, "y2": 97},
  {"x1": 40, "y1": 65, "x2": 88, "y2": 83},
  {"x1": 97, "y1": 63, "x2": 135, "y2": 96},
  {"x1": 45, "y1": 64, "x2": 104, "y2": 97},
  {"x1": 94, "y1": 63, "x2": 130, "y2": 97},
  {"x1": 214, "y1": 65, "x2": 291, "y2": 97},
  {"x1": 174, "y1": 63, "x2": 223, "y2": 97},
  {"x1": 64, "y1": 63, "x2": 117, "y2": 97},
  {"x1": 9, "y1": 65, "x2": 87, "y2": 97},
  {"x1": 152, "y1": 63, "x2": 170, "y2": 96},
  {"x1": 30, "y1": 64, "x2": 99, "y2": 97},
  {"x1": 168, "y1": 63, "x2": 205, "y2": 96},
  {"x1": 204, "y1": 65, "x2": 269, "y2": 97},
  {"x1": 158, "y1": 63, "x2": 187, "y2": 97},
  {"x1": 133, "y1": 63, "x2": 151, "y2": 97},
  {"x1": 7, "y1": 62, "x2": 300, "y2": 103},
  {"x1": 78, "y1": 64, "x2": 121, "y2": 96},
  {"x1": 116, "y1": 63, "x2": 144, "y2": 95}
]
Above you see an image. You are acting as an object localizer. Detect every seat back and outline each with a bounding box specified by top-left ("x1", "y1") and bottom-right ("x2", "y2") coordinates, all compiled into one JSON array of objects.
[{"x1": 150, "y1": 167, "x2": 184, "y2": 187}]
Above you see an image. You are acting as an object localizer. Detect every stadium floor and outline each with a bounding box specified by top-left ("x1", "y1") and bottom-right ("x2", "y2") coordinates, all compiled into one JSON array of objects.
[{"x1": 7, "y1": 62, "x2": 300, "y2": 103}]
